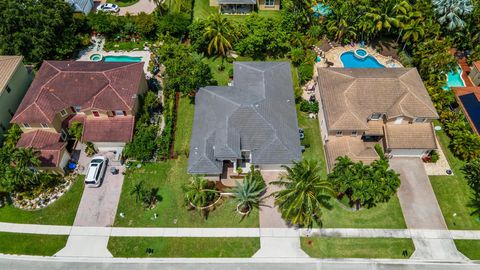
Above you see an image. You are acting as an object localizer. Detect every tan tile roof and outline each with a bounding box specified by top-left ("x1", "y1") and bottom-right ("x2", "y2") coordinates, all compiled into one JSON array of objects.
[
  {"x1": 0, "y1": 56, "x2": 23, "y2": 93},
  {"x1": 384, "y1": 123, "x2": 437, "y2": 149},
  {"x1": 11, "y1": 61, "x2": 144, "y2": 124},
  {"x1": 325, "y1": 136, "x2": 380, "y2": 169},
  {"x1": 365, "y1": 120, "x2": 384, "y2": 136},
  {"x1": 316, "y1": 68, "x2": 439, "y2": 131},
  {"x1": 82, "y1": 116, "x2": 135, "y2": 142},
  {"x1": 16, "y1": 130, "x2": 66, "y2": 167}
]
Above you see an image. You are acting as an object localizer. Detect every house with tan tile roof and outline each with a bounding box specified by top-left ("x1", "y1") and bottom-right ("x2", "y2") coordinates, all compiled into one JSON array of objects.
[
  {"x1": 0, "y1": 56, "x2": 32, "y2": 144},
  {"x1": 315, "y1": 68, "x2": 439, "y2": 169},
  {"x1": 11, "y1": 60, "x2": 147, "y2": 174}
]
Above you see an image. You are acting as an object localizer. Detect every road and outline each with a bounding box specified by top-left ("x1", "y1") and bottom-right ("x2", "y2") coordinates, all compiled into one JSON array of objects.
[{"x1": 1, "y1": 256, "x2": 479, "y2": 270}]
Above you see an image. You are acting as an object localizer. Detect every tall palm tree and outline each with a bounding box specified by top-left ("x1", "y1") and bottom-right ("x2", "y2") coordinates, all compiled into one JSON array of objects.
[
  {"x1": 433, "y1": 0, "x2": 473, "y2": 30},
  {"x1": 183, "y1": 175, "x2": 219, "y2": 209},
  {"x1": 230, "y1": 172, "x2": 266, "y2": 214},
  {"x1": 401, "y1": 19, "x2": 425, "y2": 50},
  {"x1": 327, "y1": 18, "x2": 357, "y2": 42},
  {"x1": 271, "y1": 159, "x2": 333, "y2": 228},
  {"x1": 203, "y1": 14, "x2": 236, "y2": 59},
  {"x1": 366, "y1": 0, "x2": 412, "y2": 33},
  {"x1": 12, "y1": 148, "x2": 40, "y2": 171}
]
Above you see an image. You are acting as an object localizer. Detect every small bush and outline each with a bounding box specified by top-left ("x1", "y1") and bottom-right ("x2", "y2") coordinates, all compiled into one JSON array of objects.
[
  {"x1": 298, "y1": 62, "x2": 313, "y2": 85},
  {"x1": 300, "y1": 100, "x2": 319, "y2": 113},
  {"x1": 429, "y1": 150, "x2": 440, "y2": 163}
]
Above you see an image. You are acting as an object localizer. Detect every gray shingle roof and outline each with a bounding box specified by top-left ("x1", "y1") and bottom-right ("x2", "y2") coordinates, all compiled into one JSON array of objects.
[{"x1": 188, "y1": 62, "x2": 302, "y2": 175}]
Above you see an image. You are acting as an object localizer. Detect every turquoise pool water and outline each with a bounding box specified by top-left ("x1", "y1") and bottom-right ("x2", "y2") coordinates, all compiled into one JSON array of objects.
[
  {"x1": 443, "y1": 67, "x2": 465, "y2": 90},
  {"x1": 340, "y1": 51, "x2": 385, "y2": 68},
  {"x1": 103, "y1": 55, "x2": 142, "y2": 63},
  {"x1": 356, "y1": 49, "x2": 367, "y2": 56},
  {"x1": 312, "y1": 3, "x2": 331, "y2": 16}
]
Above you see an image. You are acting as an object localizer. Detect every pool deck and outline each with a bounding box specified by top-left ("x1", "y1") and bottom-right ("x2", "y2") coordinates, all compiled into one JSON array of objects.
[
  {"x1": 78, "y1": 49, "x2": 152, "y2": 76},
  {"x1": 457, "y1": 57, "x2": 474, "y2": 87},
  {"x1": 321, "y1": 44, "x2": 403, "y2": 68}
]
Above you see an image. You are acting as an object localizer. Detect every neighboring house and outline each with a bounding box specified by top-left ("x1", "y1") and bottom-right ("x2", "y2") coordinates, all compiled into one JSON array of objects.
[
  {"x1": 11, "y1": 61, "x2": 147, "y2": 174},
  {"x1": 210, "y1": 0, "x2": 279, "y2": 14},
  {"x1": 0, "y1": 56, "x2": 32, "y2": 144},
  {"x1": 469, "y1": 61, "x2": 480, "y2": 86},
  {"x1": 66, "y1": 0, "x2": 94, "y2": 14},
  {"x1": 188, "y1": 62, "x2": 302, "y2": 180},
  {"x1": 453, "y1": 86, "x2": 480, "y2": 136},
  {"x1": 316, "y1": 68, "x2": 439, "y2": 169}
]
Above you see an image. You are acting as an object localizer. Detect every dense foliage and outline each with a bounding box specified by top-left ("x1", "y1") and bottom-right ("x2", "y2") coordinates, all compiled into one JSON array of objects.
[
  {"x1": 462, "y1": 159, "x2": 480, "y2": 217},
  {"x1": 328, "y1": 156, "x2": 401, "y2": 209},
  {"x1": 229, "y1": 166, "x2": 266, "y2": 214},
  {"x1": 0, "y1": 0, "x2": 87, "y2": 64}
]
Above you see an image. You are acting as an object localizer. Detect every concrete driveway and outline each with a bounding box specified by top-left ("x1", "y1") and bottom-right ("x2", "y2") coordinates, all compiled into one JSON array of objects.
[
  {"x1": 119, "y1": 0, "x2": 157, "y2": 15},
  {"x1": 259, "y1": 171, "x2": 290, "y2": 228},
  {"x1": 389, "y1": 158, "x2": 447, "y2": 229},
  {"x1": 73, "y1": 158, "x2": 125, "y2": 227}
]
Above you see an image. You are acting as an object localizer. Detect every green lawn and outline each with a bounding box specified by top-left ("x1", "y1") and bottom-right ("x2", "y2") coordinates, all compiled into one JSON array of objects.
[
  {"x1": 0, "y1": 177, "x2": 84, "y2": 225},
  {"x1": 455, "y1": 240, "x2": 480, "y2": 260},
  {"x1": 297, "y1": 110, "x2": 327, "y2": 178},
  {"x1": 429, "y1": 127, "x2": 480, "y2": 230},
  {"x1": 0, "y1": 232, "x2": 67, "y2": 256},
  {"x1": 174, "y1": 97, "x2": 195, "y2": 155},
  {"x1": 108, "y1": 237, "x2": 260, "y2": 257},
  {"x1": 111, "y1": 0, "x2": 140, "y2": 7},
  {"x1": 301, "y1": 237, "x2": 415, "y2": 258},
  {"x1": 104, "y1": 41, "x2": 146, "y2": 52}
]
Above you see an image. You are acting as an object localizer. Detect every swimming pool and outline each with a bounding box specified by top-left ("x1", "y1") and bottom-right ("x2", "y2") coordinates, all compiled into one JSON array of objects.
[
  {"x1": 443, "y1": 66, "x2": 465, "y2": 90},
  {"x1": 312, "y1": 3, "x2": 331, "y2": 17},
  {"x1": 103, "y1": 55, "x2": 142, "y2": 63},
  {"x1": 340, "y1": 51, "x2": 385, "y2": 68}
]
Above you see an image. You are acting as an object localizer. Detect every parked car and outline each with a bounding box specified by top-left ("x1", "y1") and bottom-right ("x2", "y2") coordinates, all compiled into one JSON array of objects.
[
  {"x1": 97, "y1": 3, "x2": 120, "y2": 13},
  {"x1": 85, "y1": 157, "x2": 108, "y2": 188}
]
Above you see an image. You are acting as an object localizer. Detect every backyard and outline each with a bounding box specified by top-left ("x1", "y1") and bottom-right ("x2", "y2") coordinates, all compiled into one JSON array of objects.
[
  {"x1": 0, "y1": 176, "x2": 84, "y2": 225},
  {"x1": 0, "y1": 232, "x2": 67, "y2": 256},
  {"x1": 301, "y1": 237, "x2": 415, "y2": 258},
  {"x1": 193, "y1": 0, "x2": 280, "y2": 21},
  {"x1": 108, "y1": 237, "x2": 260, "y2": 257}
]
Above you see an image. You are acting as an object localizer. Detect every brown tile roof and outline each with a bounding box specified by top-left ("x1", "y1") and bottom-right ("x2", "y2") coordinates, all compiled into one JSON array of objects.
[
  {"x1": 316, "y1": 68, "x2": 439, "y2": 131},
  {"x1": 384, "y1": 123, "x2": 437, "y2": 149},
  {"x1": 16, "y1": 130, "x2": 66, "y2": 167},
  {"x1": 365, "y1": 120, "x2": 384, "y2": 136},
  {"x1": 11, "y1": 61, "x2": 144, "y2": 124},
  {"x1": 473, "y1": 61, "x2": 480, "y2": 73},
  {"x1": 325, "y1": 136, "x2": 380, "y2": 170},
  {"x1": 82, "y1": 116, "x2": 135, "y2": 142},
  {"x1": 0, "y1": 56, "x2": 23, "y2": 93}
]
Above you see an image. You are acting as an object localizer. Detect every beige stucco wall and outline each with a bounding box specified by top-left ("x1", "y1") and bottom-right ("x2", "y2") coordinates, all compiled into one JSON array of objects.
[
  {"x1": 0, "y1": 63, "x2": 32, "y2": 143},
  {"x1": 210, "y1": 0, "x2": 219, "y2": 7},
  {"x1": 257, "y1": 0, "x2": 280, "y2": 10}
]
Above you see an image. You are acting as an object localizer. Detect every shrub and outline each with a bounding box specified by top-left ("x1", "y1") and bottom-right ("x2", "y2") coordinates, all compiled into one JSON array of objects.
[
  {"x1": 429, "y1": 150, "x2": 440, "y2": 163},
  {"x1": 68, "y1": 122, "x2": 83, "y2": 142},
  {"x1": 156, "y1": 13, "x2": 190, "y2": 37},
  {"x1": 298, "y1": 62, "x2": 313, "y2": 85},
  {"x1": 299, "y1": 100, "x2": 319, "y2": 113},
  {"x1": 290, "y1": 47, "x2": 305, "y2": 66},
  {"x1": 85, "y1": 142, "x2": 97, "y2": 157}
]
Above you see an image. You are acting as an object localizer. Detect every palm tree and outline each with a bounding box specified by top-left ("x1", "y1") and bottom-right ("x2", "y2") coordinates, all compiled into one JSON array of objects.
[
  {"x1": 401, "y1": 19, "x2": 425, "y2": 50},
  {"x1": 130, "y1": 181, "x2": 146, "y2": 203},
  {"x1": 230, "y1": 168, "x2": 266, "y2": 214},
  {"x1": 12, "y1": 148, "x2": 40, "y2": 171},
  {"x1": 327, "y1": 18, "x2": 357, "y2": 43},
  {"x1": 450, "y1": 132, "x2": 480, "y2": 161},
  {"x1": 3, "y1": 124, "x2": 22, "y2": 149},
  {"x1": 183, "y1": 175, "x2": 219, "y2": 209},
  {"x1": 433, "y1": 0, "x2": 473, "y2": 30},
  {"x1": 366, "y1": 0, "x2": 411, "y2": 33},
  {"x1": 271, "y1": 159, "x2": 333, "y2": 228},
  {"x1": 203, "y1": 14, "x2": 236, "y2": 60}
]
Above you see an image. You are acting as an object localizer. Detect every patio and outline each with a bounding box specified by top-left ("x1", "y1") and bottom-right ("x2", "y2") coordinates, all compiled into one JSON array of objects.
[{"x1": 319, "y1": 44, "x2": 403, "y2": 68}]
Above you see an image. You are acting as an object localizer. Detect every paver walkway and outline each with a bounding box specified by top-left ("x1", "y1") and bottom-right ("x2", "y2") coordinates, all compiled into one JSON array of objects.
[
  {"x1": 119, "y1": 0, "x2": 157, "y2": 15},
  {"x1": 390, "y1": 158, "x2": 467, "y2": 261}
]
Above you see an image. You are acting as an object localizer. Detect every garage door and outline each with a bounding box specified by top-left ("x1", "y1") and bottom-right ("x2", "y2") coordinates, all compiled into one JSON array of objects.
[{"x1": 390, "y1": 149, "x2": 426, "y2": 157}]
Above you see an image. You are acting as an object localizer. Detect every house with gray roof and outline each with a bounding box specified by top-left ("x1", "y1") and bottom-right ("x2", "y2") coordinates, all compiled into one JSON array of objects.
[
  {"x1": 188, "y1": 62, "x2": 302, "y2": 178},
  {"x1": 315, "y1": 68, "x2": 439, "y2": 168}
]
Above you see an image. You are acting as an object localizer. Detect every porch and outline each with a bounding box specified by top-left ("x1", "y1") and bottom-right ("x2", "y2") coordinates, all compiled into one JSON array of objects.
[{"x1": 218, "y1": 0, "x2": 256, "y2": 14}]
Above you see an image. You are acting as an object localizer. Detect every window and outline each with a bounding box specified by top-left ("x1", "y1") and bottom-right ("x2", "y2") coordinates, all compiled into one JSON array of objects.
[
  {"x1": 114, "y1": 110, "x2": 126, "y2": 116},
  {"x1": 92, "y1": 111, "x2": 100, "y2": 117},
  {"x1": 41, "y1": 123, "x2": 49, "y2": 128},
  {"x1": 61, "y1": 129, "x2": 68, "y2": 141},
  {"x1": 414, "y1": 117, "x2": 426, "y2": 123},
  {"x1": 73, "y1": 106, "x2": 81, "y2": 112},
  {"x1": 5, "y1": 85, "x2": 11, "y2": 93},
  {"x1": 264, "y1": 0, "x2": 275, "y2": 6},
  {"x1": 336, "y1": 131, "x2": 343, "y2": 137},
  {"x1": 60, "y1": 109, "x2": 68, "y2": 117},
  {"x1": 370, "y1": 113, "x2": 383, "y2": 120},
  {"x1": 351, "y1": 131, "x2": 357, "y2": 137},
  {"x1": 23, "y1": 123, "x2": 31, "y2": 129}
]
